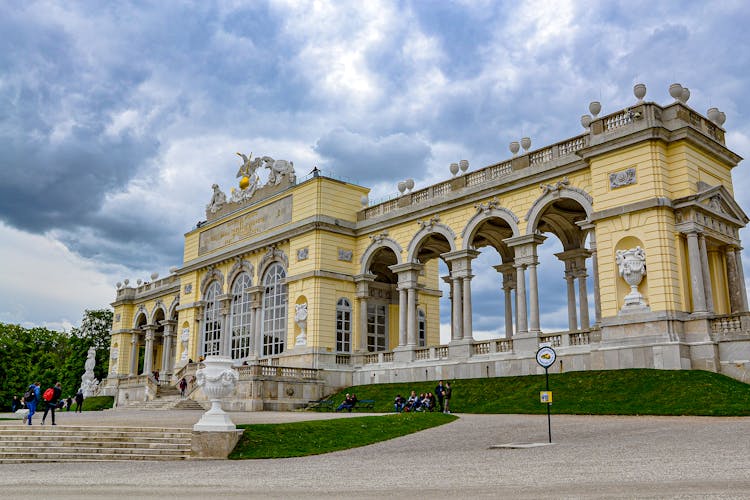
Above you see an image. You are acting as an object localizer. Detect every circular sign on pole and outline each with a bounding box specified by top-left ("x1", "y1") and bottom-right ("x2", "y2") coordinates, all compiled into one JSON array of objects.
[{"x1": 536, "y1": 346, "x2": 557, "y2": 368}]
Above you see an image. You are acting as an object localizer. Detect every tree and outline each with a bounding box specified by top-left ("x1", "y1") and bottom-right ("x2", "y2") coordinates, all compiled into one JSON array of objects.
[{"x1": 0, "y1": 309, "x2": 113, "y2": 410}]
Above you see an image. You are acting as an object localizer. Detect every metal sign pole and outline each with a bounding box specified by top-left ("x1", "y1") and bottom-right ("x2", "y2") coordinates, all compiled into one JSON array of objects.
[
  {"x1": 536, "y1": 345, "x2": 556, "y2": 444},
  {"x1": 545, "y1": 366, "x2": 551, "y2": 443}
]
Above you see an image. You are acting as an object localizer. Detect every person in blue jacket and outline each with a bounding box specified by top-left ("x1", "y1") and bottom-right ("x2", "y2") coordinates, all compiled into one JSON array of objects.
[{"x1": 24, "y1": 382, "x2": 41, "y2": 425}]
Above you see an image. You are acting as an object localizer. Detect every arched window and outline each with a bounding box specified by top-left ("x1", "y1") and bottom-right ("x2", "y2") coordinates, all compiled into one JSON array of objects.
[
  {"x1": 262, "y1": 263, "x2": 287, "y2": 356},
  {"x1": 202, "y1": 281, "x2": 222, "y2": 356},
  {"x1": 336, "y1": 298, "x2": 352, "y2": 353},
  {"x1": 418, "y1": 308, "x2": 426, "y2": 347},
  {"x1": 230, "y1": 273, "x2": 253, "y2": 360}
]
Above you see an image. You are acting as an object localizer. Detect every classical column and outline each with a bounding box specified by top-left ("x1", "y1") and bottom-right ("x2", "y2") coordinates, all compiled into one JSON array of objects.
[
  {"x1": 354, "y1": 274, "x2": 375, "y2": 352},
  {"x1": 248, "y1": 286, "x2": 263, "y2": 357},
  {"x1": 725, "y1": 246, "x2": 743, "y2": 313},
  {"x1": 577, "y1": 266, "x2": 590, "y2": 330},
  {"x1": 407, "y1": 287, "x2": 417, "y2": 346},
  {"x1": 441, "y1": 250, "x2": 479, "y2": 342},
  {"x1": 462, "y1": 275, "x2": 474, "y2": 340},
  {"x1": 564, "y1": 266, "x2": 578, "y2": 331},
  {"x1": 129, "y1": 330, "x2": 139, "y2": 377},
  {"x1": 515, "y1": 264, "x2": 528, "y2": 334},
  {"x1": 219, "y1": 295, "x2": 232, "y2": 357},
  {"x1": 160, "y1": 320, "x2": 176, "y2": 375},
  {"x1": 494, "y1": 264, "x2": 515, "y2": 338},
  {"x1": 442, "y1": 276, "x2": 454, "y2": 342},
  {"x1": 686, "y1": 231, "x2": 708, "y2": 313},
  {"x1": 578, "y1": 222, "x2": 601, "y2": 325},
  {"x1": 528, "y1": 260, "x2": 541, "y2": 333},
  {"x1": 505, "y1": 234, "x2": 546, "y2": 335},
  {"x1": 398, "y1": 288, "x2": 408, "y2": 347},
  {"x1": 698, "y1": 234, "x2": 714, "y2": 313},
  {"x1": 141, "y1": 325, "x2": 156, "y2": 376},
  {"x1": 736, "y1": 249, "x2": 749, "y2": 311},
  {"x1": 388, "y1": 264, "x2": 422, "y2": 348},
  {"x1": 451, "y1": 276, "x2": 463, "y2": 341}
]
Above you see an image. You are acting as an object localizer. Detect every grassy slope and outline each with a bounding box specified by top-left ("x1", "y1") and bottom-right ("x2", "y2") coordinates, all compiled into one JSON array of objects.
[
  {"x1": 230, "y1": 413, "x2": 457, "y2": 459},
  {"x1": 330, "y1": 369, "x2": 750, "y2": 416}
]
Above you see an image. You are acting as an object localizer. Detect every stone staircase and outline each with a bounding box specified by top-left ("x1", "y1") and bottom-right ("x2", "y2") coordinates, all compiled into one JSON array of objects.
[
  {"x1": 120, "y1": 384, "x2": 206, "y2": 411},
  {"x1": 0, "y1": 425, "x2": 193, "y2": 463}
]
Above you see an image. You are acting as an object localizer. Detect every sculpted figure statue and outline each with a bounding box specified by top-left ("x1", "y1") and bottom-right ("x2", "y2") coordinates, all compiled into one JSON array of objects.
[
  {"x1": 262, "y1": 156, "x2": 296, "y2": 186},
  {"x1": 294, "y1": 302, "x2": 308, "y2": 346},
  {"x1": 206, "y1": 183, "x2": 227, "y2": 214}
]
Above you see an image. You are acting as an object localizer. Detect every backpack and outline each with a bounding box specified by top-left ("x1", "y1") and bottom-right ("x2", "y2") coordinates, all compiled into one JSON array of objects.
[
  {"x1": 24, "y1": 387, "x2": 36, "y2": 402},
  {"x1": 43, "y1": 388, "x2": 54, "y2": 402}
]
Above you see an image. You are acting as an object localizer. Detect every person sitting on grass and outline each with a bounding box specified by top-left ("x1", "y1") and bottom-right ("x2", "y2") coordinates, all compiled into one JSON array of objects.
[
  {"x1": 404, "y1": 391, "x2": 418, "y2": 412},
  {"x1": 394, "y1": 394, "x2": 405, "y2": 412}
]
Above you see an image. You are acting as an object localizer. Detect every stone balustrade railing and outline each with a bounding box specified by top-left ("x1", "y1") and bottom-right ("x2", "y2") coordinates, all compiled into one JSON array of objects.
[
  {"x1": 710, "y1": 313, "x2": 750, "y2": 337},
  {"x1": 236, "y1": 364, "x2": 320, "y2": 380},
  {"x1": 360, "y1": 101, "x2": 725, "y2": 222}
]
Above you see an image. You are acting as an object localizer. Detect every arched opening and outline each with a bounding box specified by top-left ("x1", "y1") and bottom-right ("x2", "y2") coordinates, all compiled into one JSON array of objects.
[
  {"x1": 530, "y1": 196, "x2": 594, "y2": 333},
  {"x1": 133, "y1": 312, "x2": 148, "y2": 376},
  {"x1": 262, "y1": 262, "x2": 287, "y2": 356},
  {"x1": 363, "y1": 246, "x2": 399, "y2": 352},
  {"x1": 202, "y1": 281, "x2": 222, "y2": 357},
  {"x1": 230, "y1": 272, "x2": 253, "y2": 360}
]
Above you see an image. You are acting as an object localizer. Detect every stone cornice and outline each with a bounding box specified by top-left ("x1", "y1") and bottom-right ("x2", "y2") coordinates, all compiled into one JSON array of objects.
[
  {"x1": 589, "y1": 197, "x2": 673, "y2": 222},
  {"x1": 285, "y1": 269, "x2": 356, "y2": 284},
  {"x1": 110, "y1": 284, "x2": 180, "y2": 306},
  {"x1": 178, "y1": 215, "x2": 356, "y2": 274}
]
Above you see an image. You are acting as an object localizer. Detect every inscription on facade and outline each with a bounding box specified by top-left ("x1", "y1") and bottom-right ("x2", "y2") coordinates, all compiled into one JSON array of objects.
[{"x1": 199, "y1": 196, "x2": 293, "y2": 255}]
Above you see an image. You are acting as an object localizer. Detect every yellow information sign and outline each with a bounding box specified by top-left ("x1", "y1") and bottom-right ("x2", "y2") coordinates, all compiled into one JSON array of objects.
[{"x1": 540, "y1": 391, "x2": 553, "y2": 403}]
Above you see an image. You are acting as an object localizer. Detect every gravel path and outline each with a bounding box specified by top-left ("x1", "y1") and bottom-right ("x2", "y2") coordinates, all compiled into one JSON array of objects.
[{"x1": 1, "y1": 410, "x2": 748, "y2": 499}]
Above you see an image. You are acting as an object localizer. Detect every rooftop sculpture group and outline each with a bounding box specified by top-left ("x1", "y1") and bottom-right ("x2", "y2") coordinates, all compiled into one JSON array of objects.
[{"x1": 206, "y1": 152, "x2": 296, "y2": 218}]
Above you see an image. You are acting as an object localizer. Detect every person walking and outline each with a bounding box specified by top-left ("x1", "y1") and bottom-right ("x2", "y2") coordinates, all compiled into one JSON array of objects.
[
  {"x1": 443, "y1": 381, "x2": 452, "y2": 414},
  {"x1": 41, "y1": 382, "x2": 62, "y2": 425},
  {"x1": 23, "y1": 382, "x2": 41, "y2": 425},
  {"x1": 179, "y1": 377, "x2": 188, "y2": 397},
  {"x1": 11, "y1": 395, "x2": 21, "y2": 413},
  {"x1": 74, "y1": 389, "x2": 84, "y2": 413},
  {"x1": 435, "y1": 380, "x2": 445, "y2": 413}
]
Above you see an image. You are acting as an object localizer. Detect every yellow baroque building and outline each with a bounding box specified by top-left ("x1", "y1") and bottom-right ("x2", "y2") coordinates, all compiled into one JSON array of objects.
[{"x1": 104, "y1": 88, "x2": 750, "y2": 410}]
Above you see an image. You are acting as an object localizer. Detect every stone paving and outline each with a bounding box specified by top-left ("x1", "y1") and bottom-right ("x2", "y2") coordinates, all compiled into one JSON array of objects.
[{"x1": 1, "y1": 409, "x2": 749, "y2": 499}]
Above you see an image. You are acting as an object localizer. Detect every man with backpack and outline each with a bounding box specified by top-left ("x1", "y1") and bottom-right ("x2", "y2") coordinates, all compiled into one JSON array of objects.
[
  {"x1": 23, "y1": 382, "x2": 41, "y2": 425},
  {"x1": 41, "y1": 382, "x2": 62, "y2": 425}
]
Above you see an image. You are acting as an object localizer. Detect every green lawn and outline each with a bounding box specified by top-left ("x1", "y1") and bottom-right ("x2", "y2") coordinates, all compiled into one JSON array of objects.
[
  {"x1": 230, "y1": 412, "x2": 456, "y2": 459},
  {"x1": 329, "y1": 369, "x2": 750, "y2": 416}
]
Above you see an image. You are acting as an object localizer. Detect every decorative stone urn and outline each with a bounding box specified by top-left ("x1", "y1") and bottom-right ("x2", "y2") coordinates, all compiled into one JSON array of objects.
[
  {"x1": 616, "y1": 247, "x2": 649, "y2": 312},
  {"x1": 193, "y1": 356, "x2": 239, "y2": 432}
]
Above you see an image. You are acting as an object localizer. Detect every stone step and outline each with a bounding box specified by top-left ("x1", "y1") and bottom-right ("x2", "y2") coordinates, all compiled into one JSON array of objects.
[{"x1": 0, "y1": 425, "x2": 193, "y2": 463}]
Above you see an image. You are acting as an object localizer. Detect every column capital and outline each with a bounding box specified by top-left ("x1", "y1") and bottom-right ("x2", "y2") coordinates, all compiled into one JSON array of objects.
[
  {"x1": 389, "y1": 262, "x2": 423, "y2": 288},
  {"x1": 504, "y1": 233, "x2": 546, "y2": 265},
  {"x1": 354, "y1": 273, "x2": 377, "y2": 298},
  {"x1": 442, "y1": 249, "x2": 480, "y2": 277}
]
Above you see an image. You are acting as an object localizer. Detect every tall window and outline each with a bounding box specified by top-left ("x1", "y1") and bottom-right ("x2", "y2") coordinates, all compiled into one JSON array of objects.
[
  {"x1": 262, "y1": 263, "x2": 287, "y2": 356},
  {"x1": 202, "y1": 281, "x2": 222, "y2": 356},
  {"x1": 418, "y1": 308, "x2": 426, "y2": 347},
  {"x1": 230, "y1": 273, "x2": 253, "y2": 360},
  {"x1": 367, "y1": 303, "x2": 387, "y2": 352},
  {"x1": 336, "y1": 298, "x2": 352, "y2": 353}
]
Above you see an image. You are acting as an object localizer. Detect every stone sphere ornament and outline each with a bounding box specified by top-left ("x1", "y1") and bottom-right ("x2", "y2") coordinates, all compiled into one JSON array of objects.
[
  {"x1": 633, "y1": 83, "x2": 647, "y2": 102},
  {"x1": 581, "y1": 114, "x2": 592, "y2": 129},
  {"x1": 360, "y1": 195, "x2": 369, "y2": 206},
  {"x1": 150, "y1": 272, "x2": 159, "y2": 281},
  {"x1": 116, "y1": 282, "x2": 122, "y2": 289},
  {"x1": 239, "y1": 175, "x2": 250, "y2": 190},
  {"x1": 193, "y1": 356, "x2": 239, "y2": 431},
  {"x1": 589, "y1": 101, "x2": 601, "y2": 117},
  {"x1": 123, "y1": 279, "x2": 130, "y2": 286},
  {"x1": 398, "y1": 181, "x2": 406, "y2": 194},
  {"x1": 521, "y1": 137, "x2": 531, "y2": 151},
  {"x1": 509, "y1": 141, "x2": 520, "y2": 156},
  {"x1": 459, "y1": 159, "x2": 469, "y2": 172},
  {"x1": 449, "y1": 162, "x2": 459, "y2": 176},
  {"x1": 137, "y1": 279, "x2": 142, "y2": 286},
  {"x1": 680, "y1": 87, "x2": 690, "y2": 104},
  {"x1": 707, "y1": 107, "x2": 721, "y2": 123},
  {"x1": 405, "y1": 178, "x2": 415, "y2": 191},
  {"x1": 669, "y1": 83, "x2": 683, "y2": 101},
  {"x1": 717, "y1": 111, "x2": 726, "y2": 126}
]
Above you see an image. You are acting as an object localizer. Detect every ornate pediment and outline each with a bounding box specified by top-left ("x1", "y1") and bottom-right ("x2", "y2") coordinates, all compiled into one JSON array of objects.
[{"x1": 676, "y1": 184, "x2": 749, "y2": 226}]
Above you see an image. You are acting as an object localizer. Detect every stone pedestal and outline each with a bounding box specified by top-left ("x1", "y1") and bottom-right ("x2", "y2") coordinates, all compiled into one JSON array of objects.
[
  {"x1": 193, "y1": 356, "x2": 239, "y2": 432},
  {"x1": 191, "y1": 429, "x2": 244, "y2": 459}
]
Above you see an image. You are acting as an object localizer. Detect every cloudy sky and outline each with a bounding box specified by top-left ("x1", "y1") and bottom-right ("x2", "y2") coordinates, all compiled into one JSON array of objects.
[{"x1": 2, "y1": 1, "x2": 749, "y2": 338}]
